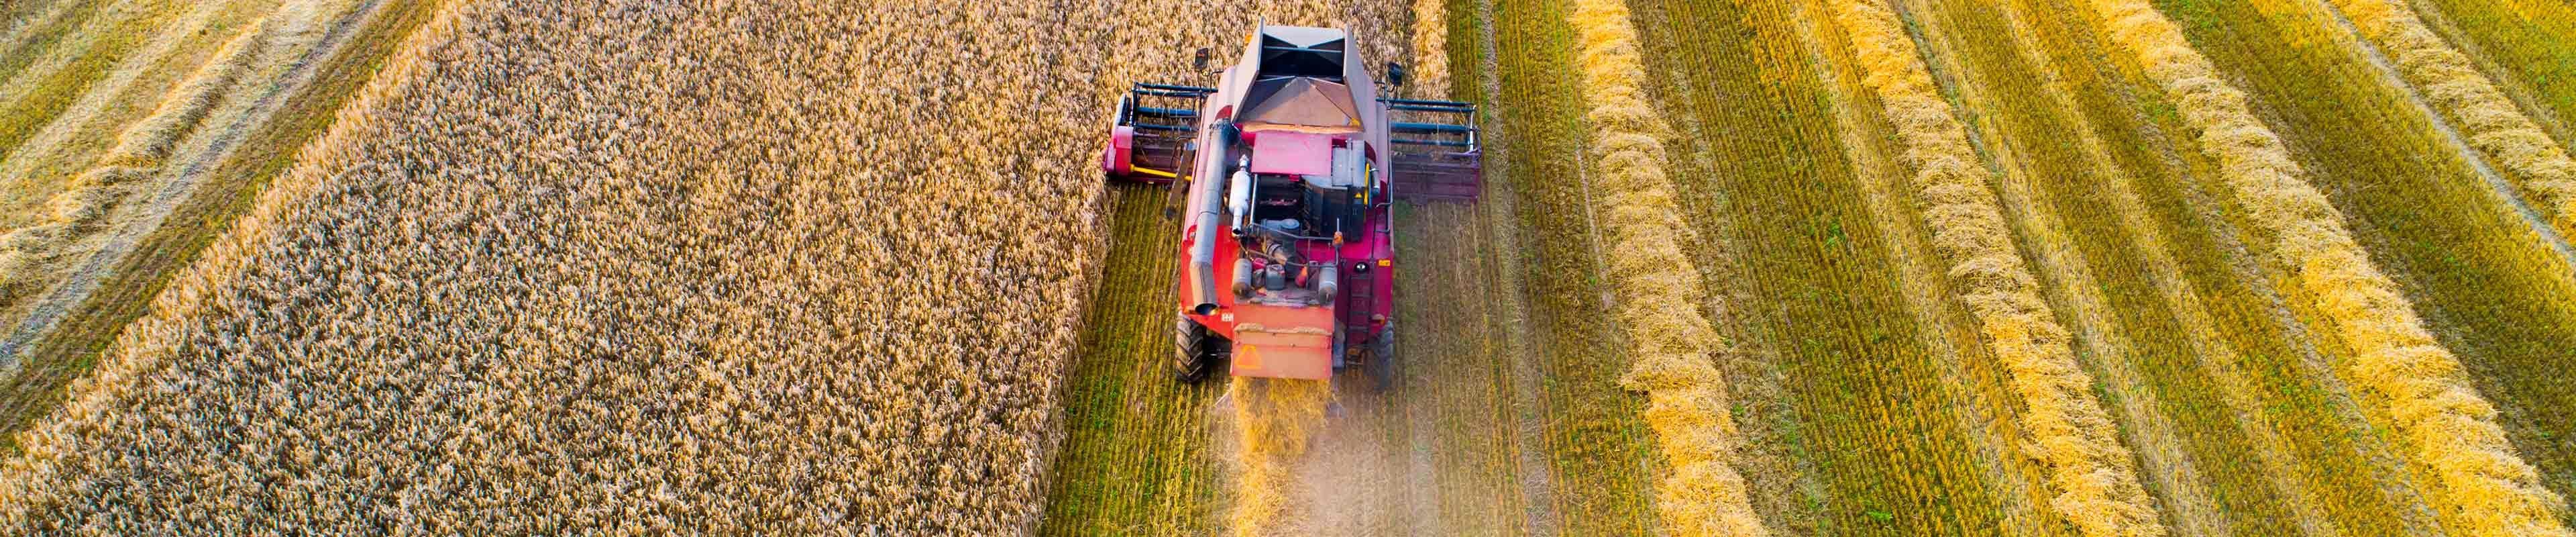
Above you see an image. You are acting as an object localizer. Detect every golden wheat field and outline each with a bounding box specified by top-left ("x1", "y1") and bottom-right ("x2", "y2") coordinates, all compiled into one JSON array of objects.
[{"x1": 1, "y1": 0, "x2": 2573, "y2": 534}]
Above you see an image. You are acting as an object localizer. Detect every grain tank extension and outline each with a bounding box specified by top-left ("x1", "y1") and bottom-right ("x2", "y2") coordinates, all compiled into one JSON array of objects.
[{"x1": 1103, "y1": 25, "x2": 1483, "y2": 384}]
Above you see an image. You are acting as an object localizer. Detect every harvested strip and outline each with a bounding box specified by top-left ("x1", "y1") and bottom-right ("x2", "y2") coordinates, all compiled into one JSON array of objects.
[
  {"x1": 100, "y1": 14, "x2": 273, "y2": 168},
  {"x1": 2325, "y1": 0, "x2": 2576, "y2": 241},
  {"x1": 1564, "y1": 0, "x2": 1765, "y2": 534},
  {"x1": 1819, "y1": 1, "x2": 2166, "y2": 536},
  {"x1": 2081, "y1": 1, "x2": 2576, "y2": 535},
  {"x1": 0, "y1": 3, "x2": 466, "y2": 523},
  {"x1": 1227, "y1": 378, "x2": 1333, "y2": 537},
  {"x1": 0, "y1": 11, "x2": 278, "y2": 306}
]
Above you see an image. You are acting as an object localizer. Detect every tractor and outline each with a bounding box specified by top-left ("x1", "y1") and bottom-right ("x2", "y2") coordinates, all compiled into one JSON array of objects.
[{"x1": 1102, "y1": 25, "x2": 1483, "y2": 385}]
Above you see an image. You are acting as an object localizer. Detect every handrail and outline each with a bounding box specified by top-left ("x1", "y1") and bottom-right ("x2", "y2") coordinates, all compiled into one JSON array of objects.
[{"x1": 1137, "y1": 83, "x2": 1216, "y2": 93}]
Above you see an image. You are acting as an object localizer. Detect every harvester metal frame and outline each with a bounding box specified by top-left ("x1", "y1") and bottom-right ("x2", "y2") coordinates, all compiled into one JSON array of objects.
[{"x1": 1102, "y1": 25, "x2": 1485, "y2": 387}]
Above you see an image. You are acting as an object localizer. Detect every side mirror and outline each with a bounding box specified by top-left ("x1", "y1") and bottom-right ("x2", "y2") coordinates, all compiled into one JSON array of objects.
[
  {"x1": 1387, "y1": 62, "x2": 1409, "y2": 87},
  {"x1": 1193, "y1": 48, "x2": 1212, "y2": 72}
]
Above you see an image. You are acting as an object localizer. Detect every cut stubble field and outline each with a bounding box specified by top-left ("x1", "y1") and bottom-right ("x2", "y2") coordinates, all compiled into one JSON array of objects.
[{"x1": 3, "y1": 0, "x2": 2575, "y2": 534}]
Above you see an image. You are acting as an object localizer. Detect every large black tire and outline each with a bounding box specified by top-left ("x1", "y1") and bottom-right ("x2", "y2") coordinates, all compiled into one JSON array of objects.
[
  {"x1": 1173, "y1": 318, "x2": 1222, "y2": 384},
  {"x1": 1364, "y1": 326, "x2": 1397, "y2": 391}
]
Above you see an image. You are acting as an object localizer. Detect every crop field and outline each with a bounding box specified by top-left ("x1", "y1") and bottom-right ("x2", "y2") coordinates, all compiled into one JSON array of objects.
[
  {"x1": 0, "y1": 0, "x2": 447, "y2": 455},
  {"x1": 3, "y1": 0, "x2": 2575, "y2": 534}
]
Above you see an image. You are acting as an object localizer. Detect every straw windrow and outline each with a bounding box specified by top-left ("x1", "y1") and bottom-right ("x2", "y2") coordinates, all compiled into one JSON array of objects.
[
  {"x1": 2082, "y1": 1, "x2": 2576, "y2": 534},
  {"x1": 2324, "y1": 0, "x2": 2576, "y2": 242},
  {"x1": 1565, "y1": 0, "x2": 1767, "y2": 533},
  {"x1": 1225, "y1": 377, "x2": 1334, "y2": 537},
  {"x1": 1820, "y1": 1, "x2": 2168, "y2": 536}
]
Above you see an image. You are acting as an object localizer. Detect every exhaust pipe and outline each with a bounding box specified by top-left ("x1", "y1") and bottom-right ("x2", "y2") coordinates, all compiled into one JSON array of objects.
[
  {"x1": 1233, "y1": 258, "x2": 1254, "y2": 298},
  {"x1": 1226, "y1": 167, "x2": 1253, "y2": 230},
  {"x1": 1316, "y1": 262, "x2": 1340, "y2": 305}
]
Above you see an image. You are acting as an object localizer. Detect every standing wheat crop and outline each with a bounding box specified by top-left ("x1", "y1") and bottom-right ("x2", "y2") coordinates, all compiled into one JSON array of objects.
[{"x1": 0, "y1": 0, "x2": 1127, "y2": 532}]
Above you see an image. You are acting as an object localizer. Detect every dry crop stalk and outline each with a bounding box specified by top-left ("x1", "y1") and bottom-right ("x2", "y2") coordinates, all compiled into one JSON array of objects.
[
  {"x1": 0, "y1": 0, "x2": 466, "y2": 520},
  {"x1": 1565, "y1": 0, "x2": 1768, "y2": 534},
  {"x1": 1226, "y1": 377, "x2": 1333, "y2": 537},
  {"x1": 0, "y1": 11, "x2": 279, "y2": 303},
  {"x1": 1820, "y1": 1, "x2": 2170, "y2": 536},
  {"x1": 1408, "y1": 0, "x2": 1451, "y2": 96},
  {"x1": 1, "y1": 1, "x2": 1112, "y2": 532},
  {"x1": 103, "y1": 12, "x2": 274, "y2": 168},
  {"x1": 2082, "y1": 0, "x2": 2576, "y2": 534},
  {"x1": 2324, "y1": 0, "x2": 2576, "y2": 241}
]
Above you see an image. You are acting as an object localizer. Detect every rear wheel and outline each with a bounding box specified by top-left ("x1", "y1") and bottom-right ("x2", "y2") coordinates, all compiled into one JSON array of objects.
[
  {"x1": 1174, "y1": 318, "x2": 1225, "y2": 383},
  {"x1": 1364, "y1": 325, "x2": 1396, "y2": 391}
]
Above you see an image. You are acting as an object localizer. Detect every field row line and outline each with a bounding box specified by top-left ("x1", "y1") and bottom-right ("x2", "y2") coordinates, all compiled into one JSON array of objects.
[
  {"x1": 2321, "y1": 0, "x2": 2576, "y2": 248},
  {"x1": 1820, "y1": 1, "x2": 2169, "y2": 536},
  {"x1": 2080, "y1": 0, "x2": 2576, "y2": 534},
  {"x1": 1561, "y1": 0, "x2": 1765, "y2": 534},
  {"x1": 1982, "y1": 0, "x2": 2368, "y2": 532},
  {"x1": 0, "y1": 1, "x2": 281, "y2": 314},
  {"x1": 0, "y1": 0, "x2": 85, "y2": 75}
]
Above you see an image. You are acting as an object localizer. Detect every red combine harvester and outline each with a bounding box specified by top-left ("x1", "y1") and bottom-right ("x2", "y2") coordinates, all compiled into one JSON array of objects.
[{"x1": 1103, "y1": 25, "x2": 1483, "y2": 385}]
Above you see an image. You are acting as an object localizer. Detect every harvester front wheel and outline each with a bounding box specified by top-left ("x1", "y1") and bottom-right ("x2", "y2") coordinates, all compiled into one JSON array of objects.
[{"x1": 1173, "y1": 318, "x2": 1224, "y2": 384}]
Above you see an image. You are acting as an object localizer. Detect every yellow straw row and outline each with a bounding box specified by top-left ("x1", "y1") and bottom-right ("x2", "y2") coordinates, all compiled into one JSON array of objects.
[
  {"x1": 1566, "y1": 0, "x2": 1768, "y2": 533},
  {"x1": 2082, "y1": 0, "x2": 2575, "y2": 534},
  {"x1": 1821, "y1": 1, "x2": 2168, "y2": 536}
]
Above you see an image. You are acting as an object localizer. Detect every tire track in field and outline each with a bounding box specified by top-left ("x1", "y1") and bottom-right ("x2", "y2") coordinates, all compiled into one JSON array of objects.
[
  {"x1": 1391, "y1": 3, "x2": 1565, "y2": 532},
  {"x1": 1462, "y1": 0, "x2": 1565, "y2": 530},
  {"x1": 1483, "y1": 0, "x2": 1663, "y2": 531},
  {"x1": 1790, "y1": 0, "x2": 2068, "y2": 533},
  {"x1": 0, "y1": 0, "x2": 380, "y2": 369},
  {"x1": 0, "y1": 0, "x2": 83, "y2": 72},
  {"x1": 0, "y1": 0, "x2": 131, "y2": 107},
  {"x1": 0, "y1": 0, "x2": 276, "y2": 324},
  {"x1": 1885, "y1": 3, "x2": 2231, "y2": 534},
  {"x1": 2010, "y1": 3, "x2": 2451, "y2": 532},
  {"x1": 2082, "y1": 0, "x2": 2576, "y2": 532},
  {"x1": 1561, "y1": 0, "x2": 1768, "y2": 532},
  {"x1": 1625, "y1": 0, "x2": 1825, "y2": 530},
  {"x1": 1967, "y1": 3, "x2": 2347, "y2": 534},
  {"x1": 2303, "y1": 0, "x2": 2576, "y2": 266},
  {"x1": 2398, "y1": 0, "x2": 2576, "y2": 150},
  {"x1": 0, "y1": 0, "x2": 268, "y2": 193},
  {"x1": 1822, "y1": 1, "x2": 2167, "y2": 535},
  {"x1": 1913, "y1": 0, "x2": 2425, "y2": 534}
]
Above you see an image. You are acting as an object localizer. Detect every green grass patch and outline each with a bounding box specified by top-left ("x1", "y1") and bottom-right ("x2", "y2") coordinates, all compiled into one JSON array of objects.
[{"x1": 1037, "y1": 185, "x2": 1224, "y2": 536}]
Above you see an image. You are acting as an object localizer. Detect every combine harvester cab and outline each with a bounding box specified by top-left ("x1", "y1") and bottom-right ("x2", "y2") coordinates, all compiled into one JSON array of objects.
[{"x1": 1102, "y1": 25, "x2": 1483, "y2": 385}]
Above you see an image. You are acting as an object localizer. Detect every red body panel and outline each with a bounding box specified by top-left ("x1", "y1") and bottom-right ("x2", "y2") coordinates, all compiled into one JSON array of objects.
[
  {"x1": 1148, "y1": 25, "x2": 1424, "y2": 381},
  {"x1": 1227, "y1": 304, "x2": 1336, "y2": 379},
  {"x1": 1177, "y1": 197, "x2": 1396, "y2": 381},
  {"x1": 1102, "y1": 126, "x2": 1135, "y2": 177}
]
